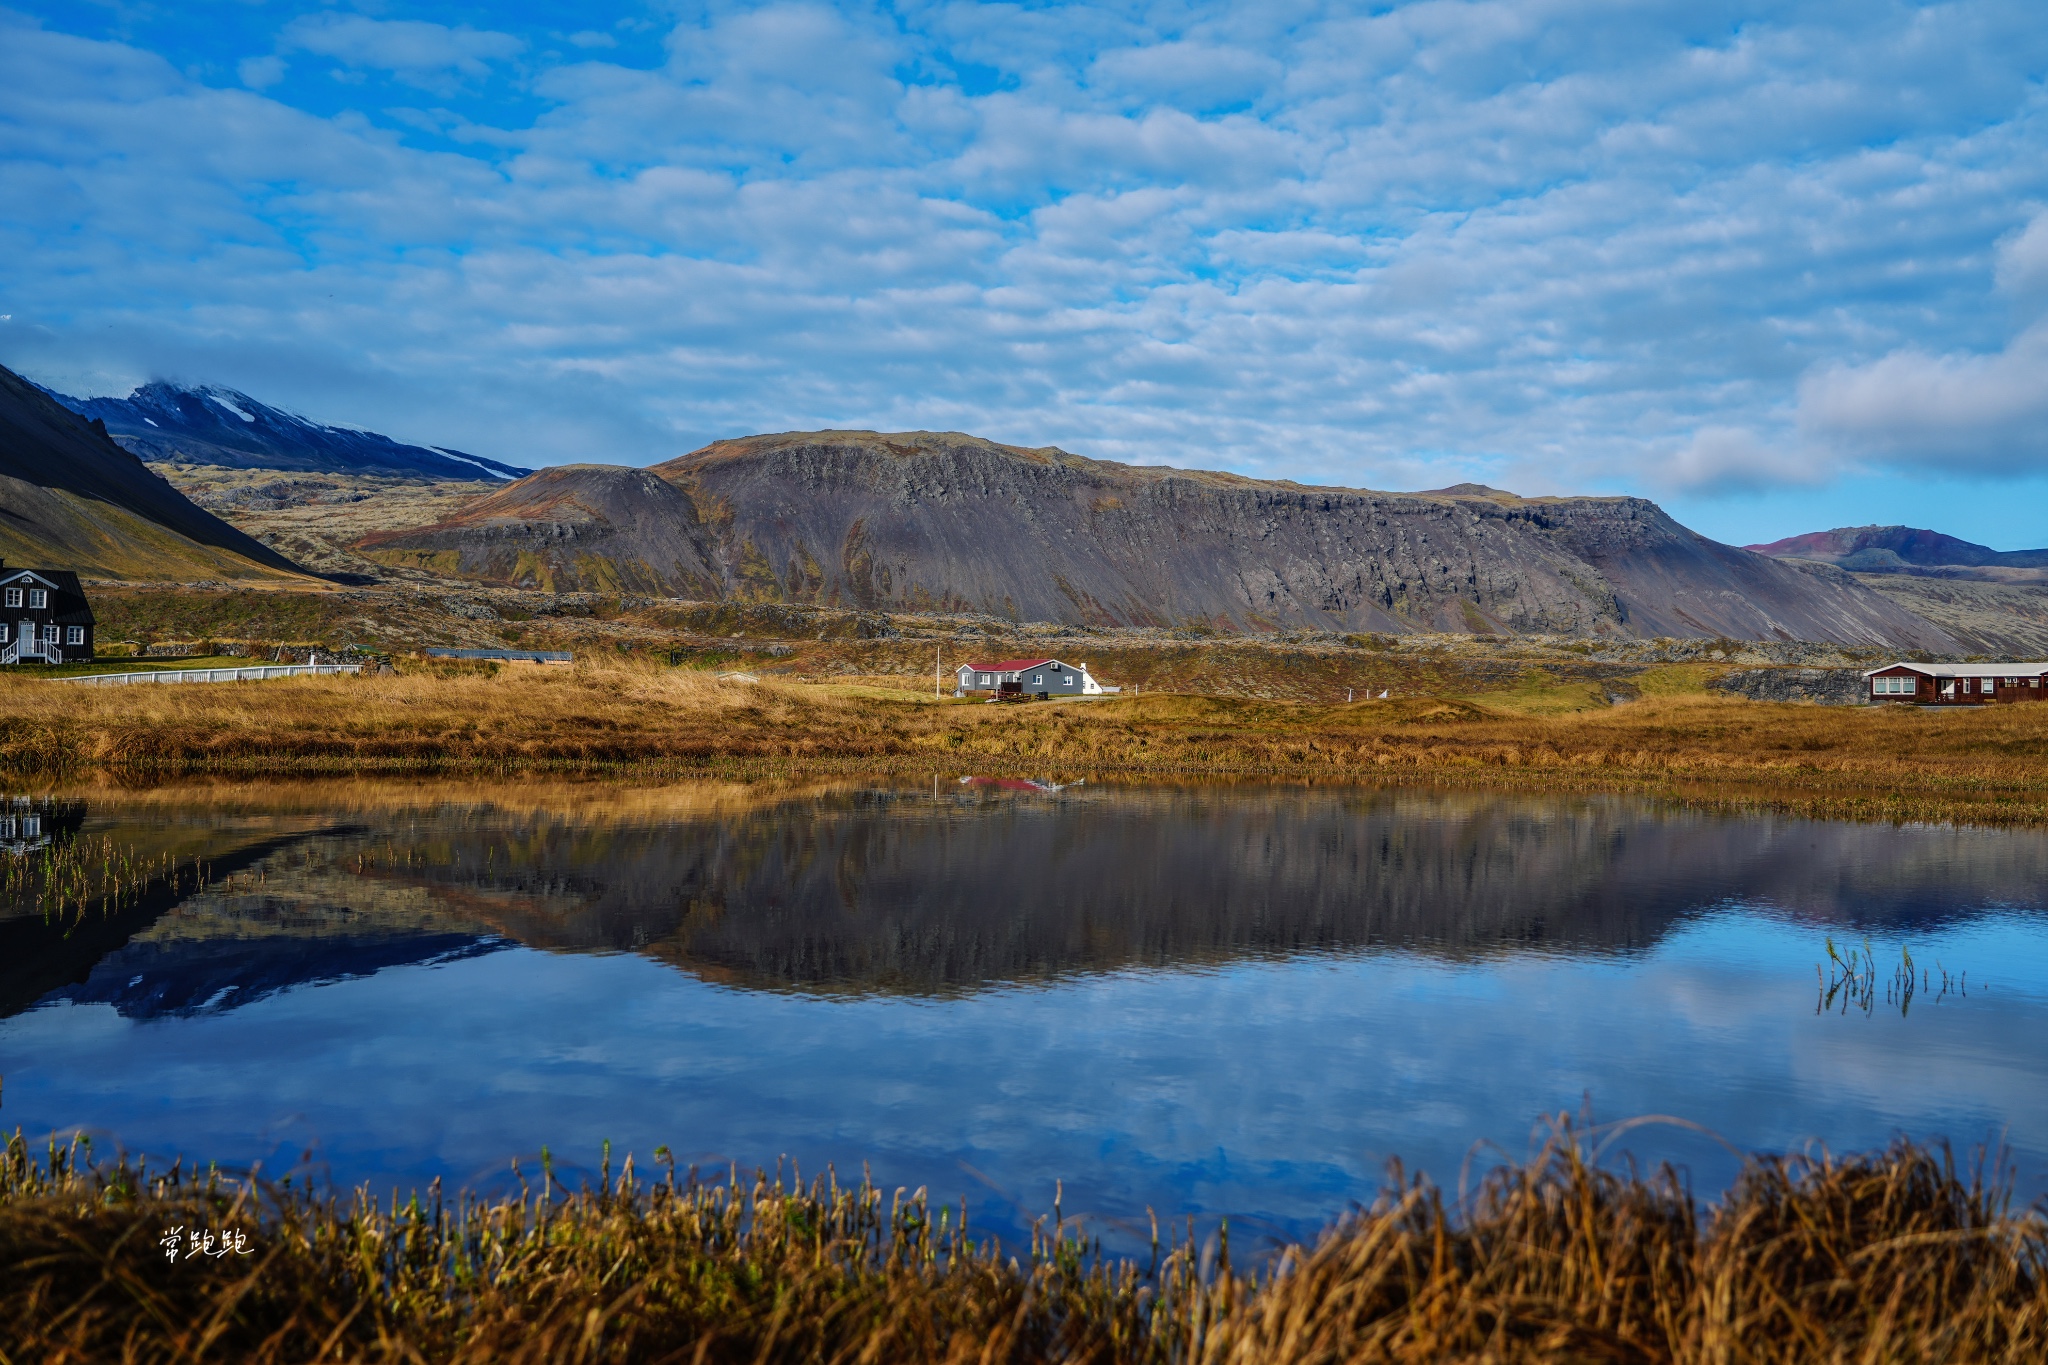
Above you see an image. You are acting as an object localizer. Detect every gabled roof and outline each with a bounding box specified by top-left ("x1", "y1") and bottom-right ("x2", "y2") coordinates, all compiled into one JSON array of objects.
[
  {"x1": 0, "y1": 568, "x2": 85, "y2": 595},
  {"x1": 960, "y1": 658, "x2": 1064, "y2": 672},
  {"x1": 1863, "y1": 661, "x2": 2048, "y2": 678}
]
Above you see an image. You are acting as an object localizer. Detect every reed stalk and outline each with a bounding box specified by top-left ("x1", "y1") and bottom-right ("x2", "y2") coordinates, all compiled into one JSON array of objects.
[{"x1": 4, "y1": 1122, "x2": 2042, "y2": 1363}]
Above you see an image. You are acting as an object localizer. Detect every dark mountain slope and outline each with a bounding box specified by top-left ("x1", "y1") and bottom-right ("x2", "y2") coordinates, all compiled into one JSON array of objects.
[
  {"x1": 0, "y1": 364, "x2": 309, "y2": 580},
  {"x1": 50, "y1": 381, "x2": 529, "y2": 480},
  {"x1": 1746, "y1": 525, "x2": 2048, "y2": 573},
  {"x1": 362, "y1": 465, "x2": 723, "y2": 595},
  {"x1": 365, "y1": 429, "x2": 1958, "y2": 647}
]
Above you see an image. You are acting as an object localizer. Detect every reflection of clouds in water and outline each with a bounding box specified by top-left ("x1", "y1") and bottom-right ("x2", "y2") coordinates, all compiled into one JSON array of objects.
[
  {"x1": 5, "y1": 789, "x2": 2048, "y2": 1248},
  {"x1": 6, "y1": 929, "x2": 2048, "y2": 1247}
]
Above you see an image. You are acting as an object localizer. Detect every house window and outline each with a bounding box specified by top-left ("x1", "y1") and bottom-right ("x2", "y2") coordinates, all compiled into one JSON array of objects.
[
  {"x1": 27, "y1": 590, "x2": 45, "y2": 609},
  {"x1": 2005, "y1": 677, "x2": 2019, "y2": 688},
  {"x1": 4, "y1": 589, "x2": 17, "y2": 608},
  {"x1": 0, "y1": 625, "x2": 8, "y2": 643},
  {"x1": 1034, "y1": 674, "x2": 1044, "y2": 685},
  {"x1": 66, "y1": 627, "x2": 84, "y2": 645},
  {"x1": 42, "y1": 625, "x2": 58, "y2": 642},
  {"x1": 1874, "y1": 676, "x2": 1913, "y2": 695}
]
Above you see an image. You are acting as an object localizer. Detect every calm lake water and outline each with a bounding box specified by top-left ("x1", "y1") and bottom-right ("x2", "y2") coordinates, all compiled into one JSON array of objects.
[{"x1": 4, "y1": 779, "x2": 2047, "y2": 1247}]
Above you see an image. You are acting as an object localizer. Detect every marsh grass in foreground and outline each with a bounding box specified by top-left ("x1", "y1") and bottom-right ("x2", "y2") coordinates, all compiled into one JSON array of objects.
[{"x1": 5, "y1": 1124, "x2": 2045, "y2": 1364}]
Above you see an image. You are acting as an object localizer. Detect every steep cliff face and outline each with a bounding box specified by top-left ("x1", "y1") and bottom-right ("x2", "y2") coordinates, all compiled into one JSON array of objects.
[{"x1": 361, "y1": 430, "x2": 1959, "y2": 647}]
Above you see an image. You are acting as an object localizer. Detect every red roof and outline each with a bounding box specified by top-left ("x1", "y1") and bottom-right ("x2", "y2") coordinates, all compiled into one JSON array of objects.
[{"x1": 961, "y1": 658, "x2": 1058, "y2": 672}]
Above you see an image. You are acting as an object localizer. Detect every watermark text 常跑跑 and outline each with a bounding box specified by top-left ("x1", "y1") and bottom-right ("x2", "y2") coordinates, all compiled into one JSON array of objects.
[{"x1": 160, "y1": 1225, "x2": 254, "y2": 1263}]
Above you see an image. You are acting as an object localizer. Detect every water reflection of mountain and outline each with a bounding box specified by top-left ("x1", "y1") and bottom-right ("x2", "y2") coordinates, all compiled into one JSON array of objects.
[
  {"x1": 0, "y1": 827, "x2": 324, "y2": 1019},
  {"x1": 51, "y1": 932, "x2": 506, "y2": 1019},
  {"x1": 369, "y1": 788, "x2": 2048, "y2": 996},
  {"x1": 15, "y1": 787, "x2": 2048, "y2": 1007},
  {"x1": 2, "y1": 818, "x2": 502, "y2": 1021}
]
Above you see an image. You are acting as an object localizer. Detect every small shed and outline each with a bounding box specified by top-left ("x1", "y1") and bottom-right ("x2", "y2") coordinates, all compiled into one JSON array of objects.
[
  {"x1": 954, "y1": 657, "x2": 1115, "y2": 699},
  {"x1": 0, "y1": 563, "x2": 94, "y2": 665},
  {"x1": 1862, "y1": 661, "x2": 2048, "y2": 705}
]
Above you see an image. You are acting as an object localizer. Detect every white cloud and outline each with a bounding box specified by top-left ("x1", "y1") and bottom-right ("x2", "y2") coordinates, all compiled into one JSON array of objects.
[
  {"x1": 1089, "y1": 41, "x2": 1282, "y2": 112},
  {"x1": 1994, "y1": 207, "x2": 2048, "y2": 308},
  {"x1": 238, "y1": 55, "x2": 285, "y2": 91},
  {"x1": 1798, "y1": 324, "x2": 2048, "y2": 474},
  {"x1": 278, "y1": 15, "x2": 524, "y2": 89},
  {"x1": 2, "y1": 0, "x2": 2047, "y2": 504},
  {"x1": 1658, "y1": 427, "x2": 1833, "y2": 495},
  {"x1": 1795, "y1": 204, "x2": 2048, "y2": 474}
]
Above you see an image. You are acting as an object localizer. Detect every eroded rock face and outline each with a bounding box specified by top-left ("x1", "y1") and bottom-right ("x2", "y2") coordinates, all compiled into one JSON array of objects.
[
  {"x1": 1707, "y1": 668, "x2": 1871, "y2": 705},
  {"x1": 360, "y1": 430, "x2": 1961, "y2": 647}
]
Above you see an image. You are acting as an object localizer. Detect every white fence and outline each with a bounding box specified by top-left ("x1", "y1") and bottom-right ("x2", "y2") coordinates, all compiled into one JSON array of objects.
[{"x1": 65, "y1": 663, "x2": 365, "y2": 687}]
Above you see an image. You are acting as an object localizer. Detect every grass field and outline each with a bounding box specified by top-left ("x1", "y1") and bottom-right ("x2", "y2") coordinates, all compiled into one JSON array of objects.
[
  {"x1": 5, "y1": 1123, "x2": 2042, "y2": 1364},
  {"x1": 0, "y1": 657, "x2": 2043, "y2": 825}
]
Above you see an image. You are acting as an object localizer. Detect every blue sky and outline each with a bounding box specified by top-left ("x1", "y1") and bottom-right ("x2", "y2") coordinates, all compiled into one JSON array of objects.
[{"x1": 3, "y1": 1, "x2": 2046, "y2": 547}]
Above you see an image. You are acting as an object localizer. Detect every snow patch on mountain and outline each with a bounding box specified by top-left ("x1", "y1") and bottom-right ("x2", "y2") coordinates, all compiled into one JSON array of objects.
[{"x1": 45, "y1": 380, "x2": 533, "y2": 481}]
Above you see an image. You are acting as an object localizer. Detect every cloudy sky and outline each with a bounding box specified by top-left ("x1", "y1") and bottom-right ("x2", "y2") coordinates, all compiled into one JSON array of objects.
[{"x1": 3, "y1": 0, "x2": 2046, "y2": 546}]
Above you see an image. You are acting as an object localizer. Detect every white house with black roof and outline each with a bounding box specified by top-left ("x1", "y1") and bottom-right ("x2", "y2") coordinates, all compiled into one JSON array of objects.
[
  {"x1": 954, "y1": 656, "x2": 1117, "y2": 699},
  {"x1": 0, "y1": 563, "x2": 95, "y2": 665}
]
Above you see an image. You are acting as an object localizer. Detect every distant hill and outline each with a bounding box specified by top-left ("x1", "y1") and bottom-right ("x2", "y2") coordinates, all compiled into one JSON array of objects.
[
  {"x1": 46, "y1": 381, "x2": 530, "y2": 481},
  {"x1": 1746, "y1": 525, "x2": 2048, "y2": 573},
  {"x1": 0, "y1": 364, "x2": 309, "y2": 581},
  {"x1": 1747, "y1": 525, "x2": 2048, "y2": 656},
  {"x1": 361, "y1": 429, "x2": 1958, "y2": 648}
]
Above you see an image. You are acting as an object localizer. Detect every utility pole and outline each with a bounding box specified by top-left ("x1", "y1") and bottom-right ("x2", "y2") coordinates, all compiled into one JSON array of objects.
[{"x1": 935, "y1": 642, "x2": 941, "y2": 699}]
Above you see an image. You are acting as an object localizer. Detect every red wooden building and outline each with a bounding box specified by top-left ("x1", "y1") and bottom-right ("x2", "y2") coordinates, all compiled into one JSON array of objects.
[{"x1": 1862, "y1": 662, "x2": 2048, "y2": 705}]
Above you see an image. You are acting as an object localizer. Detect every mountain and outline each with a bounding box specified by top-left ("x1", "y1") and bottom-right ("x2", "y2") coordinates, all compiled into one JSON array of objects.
[
  {"x1": 1745, "y1": 525, "x2": 2048, "y2": 574},
  {"x1": 1747, "y1": 525, "x2": 2048, "y2": 656},
  {"x1": 47, "y1": 381, "x2": 530, "y2": 481},
  {"x1": 0, "y1": 364, "x2": 309, "y2": 581},
  {"x1": 362, "y1": 429, "x2": 1958, "y2": 648}
]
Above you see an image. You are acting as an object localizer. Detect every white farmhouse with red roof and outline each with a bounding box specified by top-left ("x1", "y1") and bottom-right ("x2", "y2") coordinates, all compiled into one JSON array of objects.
[{"x1": 954, "y1": 656, "x2": 1117, "y2": 699}]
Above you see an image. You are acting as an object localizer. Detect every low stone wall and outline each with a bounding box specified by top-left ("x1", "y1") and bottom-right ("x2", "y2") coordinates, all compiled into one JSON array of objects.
[{"x1": 1707, "y1": 667, "x2": 1869, "y2": 705}]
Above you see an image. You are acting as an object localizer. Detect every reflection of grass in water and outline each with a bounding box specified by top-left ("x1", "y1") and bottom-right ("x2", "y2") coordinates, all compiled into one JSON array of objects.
[
  {"x1": 1819, "y1": 937, "x2": 1974, "y2": 1017},
  {"x1": 5, "y1": 1122, "x2": 2045, "y2": 1362},
  {"x1": 1, "y1": 832, "x2": 212, "y2": 922}
]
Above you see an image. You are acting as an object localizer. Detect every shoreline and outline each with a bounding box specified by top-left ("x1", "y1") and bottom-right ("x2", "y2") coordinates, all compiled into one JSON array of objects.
[{"x1": 15, "y1": 758, "x2": 2048, "y2": 831}]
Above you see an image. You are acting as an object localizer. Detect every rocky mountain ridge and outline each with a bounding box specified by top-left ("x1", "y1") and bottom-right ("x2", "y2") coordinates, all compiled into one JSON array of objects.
[
  {"x1": 362, "y1": 429, "x2": 1958, "y2": 648},
  {"x1": 47, "y1": 380, "x2": 530, "y2": 481},
  {"x1": 0, "y1": 363, "x2": 309, "y2": 581}
]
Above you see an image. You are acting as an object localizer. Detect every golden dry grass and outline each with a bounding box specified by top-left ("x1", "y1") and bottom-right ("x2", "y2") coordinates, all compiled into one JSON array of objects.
[
  {"x1": 3, "y1": 659, "x2": 2046, "y2": 824},
  {"x1": 6, "y1": 1124, "x2": 2043, "y2": 1364}
]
